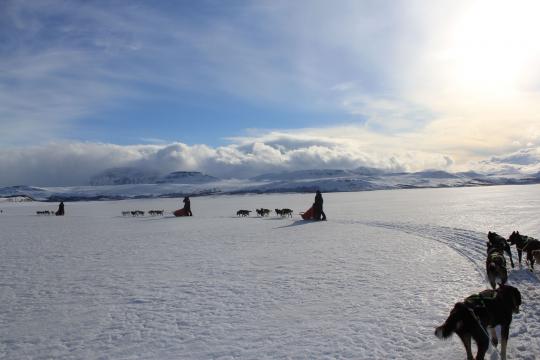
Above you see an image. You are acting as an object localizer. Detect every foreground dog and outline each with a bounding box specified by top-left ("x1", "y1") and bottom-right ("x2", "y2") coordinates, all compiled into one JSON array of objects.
[
  {"x1": 435, "y1": 284, "x2": 521, "y2": 360},
  {"x1": 508, "y1": 231, "x2": 540, "y2": 271},
  {"x1": 486, "y1": 241, "x2": 508, "y2": 289}
]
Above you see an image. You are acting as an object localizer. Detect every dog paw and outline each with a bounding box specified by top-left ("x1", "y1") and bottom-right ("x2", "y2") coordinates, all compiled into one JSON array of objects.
[{"x1": 491, "y1": 338, "x2": 498, "y2": 347}]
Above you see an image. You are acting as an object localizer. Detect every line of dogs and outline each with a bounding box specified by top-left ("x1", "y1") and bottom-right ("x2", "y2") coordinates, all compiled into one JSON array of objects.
[
  {"x1": 434, "y1": 230, "x2": 540, "y2": 359},
  {"x1": 121, "y1": 210, "x2": 164, "y2": 216},
  {"x1": 36, "y1": 210, "x2": 54, "y2": 215},
  {"x1": 236, "y1": 208, "x2": 293, "y2": 217}
]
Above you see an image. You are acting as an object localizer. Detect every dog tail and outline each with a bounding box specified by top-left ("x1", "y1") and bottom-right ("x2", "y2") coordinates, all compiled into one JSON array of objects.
[{"x1": 435, "y1": 303, "x2": 468, "y2": 339}]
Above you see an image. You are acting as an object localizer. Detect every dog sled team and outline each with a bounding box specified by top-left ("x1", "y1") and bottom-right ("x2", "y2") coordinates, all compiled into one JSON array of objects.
[
  {"x1": 121, "y1": 210, "x2": 165, "y2": 216},
  {"x1": 434, "y1": 229, "x2": 540, "y2": 360},
  {"x1": 236, "y1": 208, "x2": 294, "y2": 217},
  {"x1": 236, "y1": 191, "x2": 326, "y2": 220},
  {"x1": 36, "y1": 201, "x2": 65, "y2": 216}
]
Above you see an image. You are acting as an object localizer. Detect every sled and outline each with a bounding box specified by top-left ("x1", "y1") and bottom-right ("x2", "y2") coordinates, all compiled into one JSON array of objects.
[
  {"x1": 173, "y1": 208, "x2": 188, "y2": 217},
  {"x1": 300, "y1": 206, "x2": 314, "y2": 220}
]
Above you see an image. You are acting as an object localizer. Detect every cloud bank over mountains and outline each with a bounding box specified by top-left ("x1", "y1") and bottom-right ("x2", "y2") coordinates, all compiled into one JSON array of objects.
[{"x1": 1, "y1": 133, "x2": 539, "y2": 186}]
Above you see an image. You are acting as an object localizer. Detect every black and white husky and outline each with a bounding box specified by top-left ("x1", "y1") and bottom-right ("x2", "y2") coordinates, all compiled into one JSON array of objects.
[{"x1": 435, "y1": 285, "x2": 521, "y2": 360}]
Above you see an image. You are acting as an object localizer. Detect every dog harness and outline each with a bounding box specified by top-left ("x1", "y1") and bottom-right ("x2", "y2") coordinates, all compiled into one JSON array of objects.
[
  {"x1": 464, "y1": 292, "x2": 497, "y2": 309},
  {"x1": 487, "y1": 252, "x2": 506, "y2": 265},
  {"x1": 520, "y1": 236, "x2": 537, "y2": 251}
]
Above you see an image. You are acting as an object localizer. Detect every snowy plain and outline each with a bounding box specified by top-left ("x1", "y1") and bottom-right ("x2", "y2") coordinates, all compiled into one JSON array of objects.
[{"x1": 1, "y1": 185, "x2": 540, "y2": 359}]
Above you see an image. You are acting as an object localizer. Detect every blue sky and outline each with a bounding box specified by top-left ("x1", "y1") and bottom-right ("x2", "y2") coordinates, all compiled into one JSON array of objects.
[{"x1": 1, "y1": 0, "x2": 540, "y2": 185}]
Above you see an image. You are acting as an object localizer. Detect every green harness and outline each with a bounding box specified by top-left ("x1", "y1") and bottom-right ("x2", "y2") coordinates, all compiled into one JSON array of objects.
[
  {"x1": 464, "y1": 291, "x2": 497, "y2": 309},
  {"x1": 487, "y1": 252, "x2": 506, "y2": 264}
]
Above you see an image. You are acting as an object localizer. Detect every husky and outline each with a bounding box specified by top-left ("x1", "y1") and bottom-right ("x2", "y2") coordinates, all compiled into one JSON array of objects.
[
  {"x1": 487, "y1": 232, "x2": 514, "y2": 268},
  {"x1": 281, "y1": 208, "x2": 293, "y2": 217},
  {"x1": 435, "y1": 285, "x2": 521, "y2": 360},
  {"x1": 508, "y1": 231, "x2": 540, "y2": 271},
  {"x1": 236, "y1": 210, "x2": 251, "y2": 217},
  {"x1": 486, "y1": 241, "x2": 508, "y2": 289},
  {"x1": 256, "y1": 208, "x2": 270, "y2": 217}
]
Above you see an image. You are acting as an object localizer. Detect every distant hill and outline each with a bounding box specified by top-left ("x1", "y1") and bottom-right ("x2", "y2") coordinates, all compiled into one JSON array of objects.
[
  {"x1": 2, "y1": 167, "x2": 540, "y2": 202},
  {"x1": 90, "y1": 167, "x2": 160, "y2": 185},
  {"x1": 90, "y1": 168, "x2": 219, "y2": 186},
  {"x1": 0, "y1": 195, "x2": 34, "y2": 202},
  {"x1": 157, "y1": 171, "x2": 219, "y2": 184}
]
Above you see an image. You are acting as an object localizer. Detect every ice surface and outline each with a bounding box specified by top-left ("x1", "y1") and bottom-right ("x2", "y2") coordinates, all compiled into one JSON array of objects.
[{"x1": 1, "y1": 185, "x2": 539, "y2": 359}]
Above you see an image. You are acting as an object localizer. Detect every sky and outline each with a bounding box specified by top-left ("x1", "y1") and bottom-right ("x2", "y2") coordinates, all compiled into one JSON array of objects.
[{"x1": 1, "y1": 0, "x2": 540, "y2": 186}]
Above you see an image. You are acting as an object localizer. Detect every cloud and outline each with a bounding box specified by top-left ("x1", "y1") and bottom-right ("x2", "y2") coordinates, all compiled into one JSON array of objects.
[
  {"x1": 0, "y1": 129, "x2": 459, "y2": 186},
  {"x1": 473, "y1": 147, "x2": 540, "y2": 175}
]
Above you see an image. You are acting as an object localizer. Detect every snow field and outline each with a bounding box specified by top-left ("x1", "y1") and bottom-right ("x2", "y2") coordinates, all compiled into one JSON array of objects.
[{"x1": 1, "y1": 185, "x2": 540, "y2": 359}]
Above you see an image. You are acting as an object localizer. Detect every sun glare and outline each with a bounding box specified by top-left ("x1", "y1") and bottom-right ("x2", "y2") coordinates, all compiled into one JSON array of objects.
[{"x1": 444, "y1": 0, "x2": 540, "y2": 98}]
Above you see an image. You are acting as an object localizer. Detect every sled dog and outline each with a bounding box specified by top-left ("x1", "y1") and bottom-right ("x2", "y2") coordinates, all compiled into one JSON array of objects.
[
  {"x1": 236, "y1": 210, "x2": 251, "y2": 217},
  {"x1": 508, "y1": 231, "x2": 540, "y2": 271},
  {"x1": 435, "y1": 284, "x2": 521, "y2": 360},
  {"x1": 487, "y1": 232, "x2": 514, "y2": 268},
  {"x1": 486, "y1": 241, "x2": 508, "y2": 289}
]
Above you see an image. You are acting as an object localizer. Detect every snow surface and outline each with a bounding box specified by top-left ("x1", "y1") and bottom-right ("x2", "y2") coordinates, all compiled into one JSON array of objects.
[{"x1": 1, "y1": 185, "x2": 540, "y2": 359}]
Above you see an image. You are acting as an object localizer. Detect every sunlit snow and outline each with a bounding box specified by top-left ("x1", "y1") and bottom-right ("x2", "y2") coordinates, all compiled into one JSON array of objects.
[{"x1": 1, "y1": 185, "x2": 540, "y2": 359}]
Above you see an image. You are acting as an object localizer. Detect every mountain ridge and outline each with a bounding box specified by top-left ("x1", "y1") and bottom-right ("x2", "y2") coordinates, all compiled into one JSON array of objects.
[{"x1": 2, "y1": 168, "x2": 540, "y2": 202}]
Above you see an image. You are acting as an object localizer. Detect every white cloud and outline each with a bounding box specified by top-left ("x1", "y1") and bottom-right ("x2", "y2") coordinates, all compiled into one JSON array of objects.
[{"x1": 0, "y1": 129, "x2": 458, "y2": 186}]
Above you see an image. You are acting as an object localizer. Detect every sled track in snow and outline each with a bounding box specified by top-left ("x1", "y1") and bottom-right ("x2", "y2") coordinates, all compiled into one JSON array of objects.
[
  {"x1": 359, "y1": 221, "x2": 540, "y2": 285},
  {"x1": 362, "y1": 221, "x2": 489, "y2": 283}
]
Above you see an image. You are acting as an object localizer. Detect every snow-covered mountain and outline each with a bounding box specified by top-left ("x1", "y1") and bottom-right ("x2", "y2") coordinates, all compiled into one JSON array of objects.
[
  {"x1": 2, "y1": 168, "x2": 540, "y2": 201},
  {"x1": 89, "y1": 167, "x2": 161, "y2": 185},
  {"x1": 251, "y1": 167, "x2": 386, "y2": 182},
  {"x1": 89, "y1": 168, "x2": 219, "y2": 186},
  {"x1": 157, "y1": 171, "x2": 218, "y2": 184}
]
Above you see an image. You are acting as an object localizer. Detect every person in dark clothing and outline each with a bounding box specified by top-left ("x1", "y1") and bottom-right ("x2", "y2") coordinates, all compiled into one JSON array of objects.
[
  {"x1": 183, "y1": 196, "x2": 192, "y2": 216},
  {"x1": 55, "y1": 201, "x2": 65, "y2": 216},
  {"x1": 313, "y1": 190, "x2": 326, "y2": 221}
]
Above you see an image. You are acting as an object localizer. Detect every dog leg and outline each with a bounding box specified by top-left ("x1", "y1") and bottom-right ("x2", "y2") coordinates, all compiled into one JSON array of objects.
[
  {"x1": 457, "y1": 333, "x2": 474, "y2": 360},
  {"x1": 488, "y1": 275, "x2": 496, "y2": 290},
  {"x1": 489, "y1": 327, "x2": 498, "y2": 347},
  {"x1": 473, "y1": 330, "x2": 489, "y2": 360},
  {"x1": 506, "y1": 247, "x2": 515, "y2": 268},
  {"x1": 527, "y1": 251, "x2": 534, "y2": 271},
  {"x1": 518, "y1": 249, "x2": 523, "y2": 267},
  {"x1": 500, "y1": 325, "x2": 509, "y2": 360}
]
